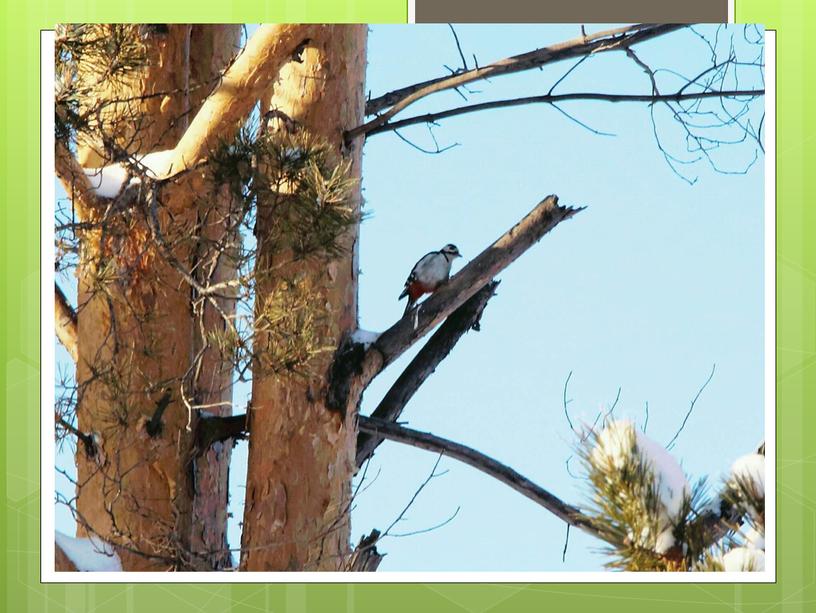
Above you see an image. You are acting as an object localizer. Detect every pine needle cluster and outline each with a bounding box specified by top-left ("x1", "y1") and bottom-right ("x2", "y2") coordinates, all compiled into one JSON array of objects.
[{"x1": 579, "y1": 421, "x2": 766, "y2": 572}]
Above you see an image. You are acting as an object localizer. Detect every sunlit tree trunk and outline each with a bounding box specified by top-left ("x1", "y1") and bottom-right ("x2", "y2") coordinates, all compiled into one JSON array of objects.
[{"x1": 240, "y1": 25, "x2": 368, "y2": 571}]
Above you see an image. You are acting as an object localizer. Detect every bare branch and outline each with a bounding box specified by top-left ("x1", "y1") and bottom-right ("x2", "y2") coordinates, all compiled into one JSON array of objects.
[
  {"x1": 55, "y1": 283, "x2": 78, "y2": 362},
  {"x1": 447, "y1": 24, "x2": 469, "y2": 71},
  {"x1": 358, "y1": 417, "x2": 602, "y2": 539},
  {"x1": 356, "y1": 281, "x2": 499, "y2": 468},
  {"x1": 360, "y1": 89, "x2": 764, "y2": 138},
  {"x1": 354, "y1": 24, "x2": 685, "y2": 139}
]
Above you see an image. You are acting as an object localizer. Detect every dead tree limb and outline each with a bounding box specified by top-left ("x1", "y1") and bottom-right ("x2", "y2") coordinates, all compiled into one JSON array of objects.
[
  {"x1": 144, "y1": 390, "x2": 173, "y2": 437},
  {"x1": 327, "y1": 194, "x2": 582, "y2": 415},
  {"x1": 353, "y1": 24, "x2": 684, "y2": 140},
  {"x1": 55, "y1": 283, "x2": 78, "y2": 363},
  {"x1": 347, "y1": 529, "x2": 384, "y2": 571},
  {"x1": 356, "y1": 281, "x2": 499, "y2": 468},
  {"x1": 357, "y1": 417, "x2": 602, "y2": 539}
]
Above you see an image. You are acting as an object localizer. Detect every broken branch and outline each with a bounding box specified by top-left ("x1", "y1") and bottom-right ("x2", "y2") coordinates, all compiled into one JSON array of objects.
[
  {"x1": 194, "y1": 413, "x2": 249, "y2": 454},
  {"x1": 144, "y1": 390, "x2": 173, "y2": 437},
  {"x1": 55, "y1": 412, "x2": 96, "y2": 457},
  {"x1": 347, "y1": 529, "x2": 384, "y2": 571},
  {"x1": 327, "y1": 195, "x2": 581, "y2": 415}
]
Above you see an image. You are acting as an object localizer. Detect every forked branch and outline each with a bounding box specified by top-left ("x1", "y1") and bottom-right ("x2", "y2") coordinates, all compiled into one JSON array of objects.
[
  {"x1": 356, "y1": 281, "x2": 499, "y2": 467},
  {"x1": 353, "y1": 24, "x2": 684, "y2": 140}
]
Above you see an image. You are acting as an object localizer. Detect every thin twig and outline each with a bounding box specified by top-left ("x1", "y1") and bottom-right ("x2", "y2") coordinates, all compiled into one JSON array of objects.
[
  {"x1": 563, "y1": 371, "x2": 576, "y2": 433},
  {"x1": 448, "y1": 24, "x2": 469, "y2": 71},
  {"x1": 666, "y1": 364, "x2": 716, "y2": 450}
]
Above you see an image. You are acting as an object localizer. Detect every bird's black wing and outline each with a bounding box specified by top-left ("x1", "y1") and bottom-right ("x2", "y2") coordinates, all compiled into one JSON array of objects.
[{"x1": 398, "y1": 251, "x2": 437, "y2": 300}]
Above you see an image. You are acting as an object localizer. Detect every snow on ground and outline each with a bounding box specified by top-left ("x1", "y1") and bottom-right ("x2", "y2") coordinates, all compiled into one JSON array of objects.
[{"x1": 55, "y1": 531, "x2": 122, "y2": 572}]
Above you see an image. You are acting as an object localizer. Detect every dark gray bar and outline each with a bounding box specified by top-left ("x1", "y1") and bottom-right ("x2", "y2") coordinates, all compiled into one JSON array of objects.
[{"x1": 415, "y1": 0, "x2": 728, "y2": 23}]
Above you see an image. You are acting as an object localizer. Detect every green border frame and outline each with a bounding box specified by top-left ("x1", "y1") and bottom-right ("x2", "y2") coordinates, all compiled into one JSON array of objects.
[{"x1": 3, "y1": 2, "x2": 814, "y2": 611}]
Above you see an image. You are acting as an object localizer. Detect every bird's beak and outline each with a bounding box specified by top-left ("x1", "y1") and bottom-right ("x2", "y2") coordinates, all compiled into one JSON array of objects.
[{"x1": 456, "y1": 253, "x2": 463, "y2": 258}]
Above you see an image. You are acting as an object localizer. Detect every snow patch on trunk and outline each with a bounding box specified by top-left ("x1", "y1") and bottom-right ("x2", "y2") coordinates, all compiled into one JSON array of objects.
[{"x1": 83, "y1": 149, "x2": 174, "y2": 198}]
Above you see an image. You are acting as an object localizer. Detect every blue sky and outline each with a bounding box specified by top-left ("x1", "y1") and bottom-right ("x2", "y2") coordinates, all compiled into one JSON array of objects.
[{"x1": 55, "y1": 24, "x2": 765, "y2": 572}]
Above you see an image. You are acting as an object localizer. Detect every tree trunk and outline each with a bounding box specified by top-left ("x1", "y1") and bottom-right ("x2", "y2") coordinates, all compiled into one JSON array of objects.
[
  {"x1": 73, "y1": 24, "x2": 239, "y2": 571},
  {"x1": 240, "y1": 25, "x2": 368, "y2": 571}
]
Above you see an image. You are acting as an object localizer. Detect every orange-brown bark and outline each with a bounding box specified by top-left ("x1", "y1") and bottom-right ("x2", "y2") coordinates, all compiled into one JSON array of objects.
[{"x1": 240, "y1": 25, "x2": 368, "y2": 571}]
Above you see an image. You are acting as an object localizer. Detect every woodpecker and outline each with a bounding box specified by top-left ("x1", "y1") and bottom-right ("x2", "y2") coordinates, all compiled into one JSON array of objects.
[{"x1": 398, "y1": 243, "x2": 462, "y2": 315}]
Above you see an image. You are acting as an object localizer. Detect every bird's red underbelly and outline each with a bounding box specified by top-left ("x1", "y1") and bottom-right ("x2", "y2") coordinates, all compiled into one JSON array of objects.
[{"x1": 408, "y1": 280, "x2": 436, "y2": 300}]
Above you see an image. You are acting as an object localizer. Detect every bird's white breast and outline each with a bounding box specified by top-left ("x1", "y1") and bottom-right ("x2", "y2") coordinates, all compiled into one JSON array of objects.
[{"x1": 413, "y1": 252, "x2": 453, "y2": 286}]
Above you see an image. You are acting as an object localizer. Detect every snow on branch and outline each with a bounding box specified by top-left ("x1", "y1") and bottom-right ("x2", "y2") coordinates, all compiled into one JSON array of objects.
[
  {"x1": 82, "y1": 149, "x2": 174, "y2": 198},
  {"x1": 580, "y1": 420, "x2": 767, "y2": 572}
]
